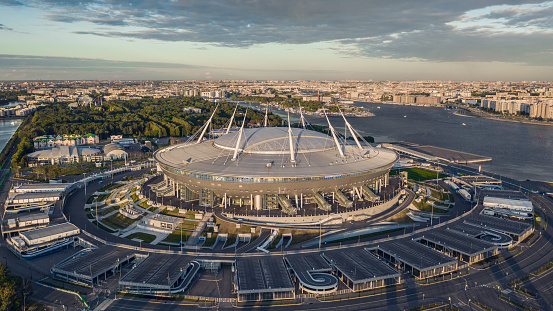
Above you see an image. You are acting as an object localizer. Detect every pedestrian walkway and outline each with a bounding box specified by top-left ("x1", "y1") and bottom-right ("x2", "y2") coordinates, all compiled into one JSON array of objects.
[{"x1": 186, "y1": 212, "x2": 212, "y2": 246}]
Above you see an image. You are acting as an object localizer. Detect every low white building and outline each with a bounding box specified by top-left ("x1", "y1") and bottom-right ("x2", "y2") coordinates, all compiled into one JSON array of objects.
[
  {"x1": 141, "y1": 214, "x2": 182, "y2": 232},
  {"x1": 7, "y1": 222, "x2": 80, "y2": 259},
  {"x1": 27, "y1": 146, "x2": 102, "y2": 166},
  {"x1": 483, "y1": 196, "x2": 534, "y2": 218}
]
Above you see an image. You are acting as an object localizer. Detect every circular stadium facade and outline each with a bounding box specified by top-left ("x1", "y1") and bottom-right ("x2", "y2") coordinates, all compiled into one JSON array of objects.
[{"x1": 154, "y1": 127, "x2": 398, "y2": 215}]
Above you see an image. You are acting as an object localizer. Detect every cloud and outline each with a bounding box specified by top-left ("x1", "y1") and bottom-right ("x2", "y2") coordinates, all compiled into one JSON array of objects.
[
  {"x1": 0, "y1": 53, "x2": 346, "y2": 80},
  {"x1": 14, "y1": 1, "x2": 542, "y2": 44},
  {"x1": 0, "y1": 23, "x2": 14, "y2": 31},
  {"x1": 0, "y1": 54, "x2": 207, "y2": 70},
  {"x1": 344, "y1": 24, "x2": 553, "y2": 65},
  {"x1": 6, "y1": 0, "x2": 553, "y2": 65},
  {"x1": 0, "y1": 0, "x2": 24, "y2": 6}
]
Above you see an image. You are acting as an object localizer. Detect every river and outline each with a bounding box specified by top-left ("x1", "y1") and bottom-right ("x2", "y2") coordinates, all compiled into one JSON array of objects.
[
  {"x1": 241, "y1": 101, "x2": 553, "y2": 182},
  {"x1": 0, "y1": 118, "x2": 22, "y2": 155}
]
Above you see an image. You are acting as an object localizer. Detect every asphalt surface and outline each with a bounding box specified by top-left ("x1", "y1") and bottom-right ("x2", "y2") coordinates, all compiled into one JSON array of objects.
[
  {"x1": 104, "y1": 171, "x2": 553, "y2": 311},
  {"x1": 3, "y1": 156, "x2": 553, "y2": 310}
]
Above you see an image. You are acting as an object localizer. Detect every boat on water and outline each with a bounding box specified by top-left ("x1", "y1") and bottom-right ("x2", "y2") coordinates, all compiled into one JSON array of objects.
[
  {"x1": 404, "y1": 115, "x2": 407, "y2": 118},
  {"x1": 377, "y1": 106, "x2": 381, "y2": 109},
  {"x1": 462, "y1": 123, "x2": 466, "y2": 126}
]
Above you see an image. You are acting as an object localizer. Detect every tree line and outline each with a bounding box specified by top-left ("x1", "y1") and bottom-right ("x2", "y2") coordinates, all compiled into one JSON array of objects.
[
  {"x1": 16, "y1": 96, "x2": 281, "y2": 141},
  {"x1": 10, "y1": 97, "x2": 282, "y2": 169},
  {"x1": 0, "y1": 91, "x2": 27, "y2": 106},
  {"x1": 0, "y1": 263, "x2": 33, "y2": 311}
]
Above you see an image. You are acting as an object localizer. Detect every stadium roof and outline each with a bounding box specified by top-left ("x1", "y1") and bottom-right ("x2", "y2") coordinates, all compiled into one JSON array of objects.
[
  {"x1": 215, "y1": 127, "x2": 335, "y2": 154},
  {"x1": 155, "y1": 127, "x2": 398, "y2": 179}
]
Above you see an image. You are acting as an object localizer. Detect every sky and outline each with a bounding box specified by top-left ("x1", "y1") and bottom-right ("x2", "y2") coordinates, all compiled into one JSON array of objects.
[{"x1": 1, "y1": 0, "x2": 553, "y2": 81}]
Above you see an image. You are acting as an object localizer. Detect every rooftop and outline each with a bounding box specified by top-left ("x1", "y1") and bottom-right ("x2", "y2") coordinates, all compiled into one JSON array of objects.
[
  {"x1": 323, "y1": 249, "x2": 399, "y2": 282},
  {"x1": 11, "y1": 183, "x2": 73, "y2": 193},
  {"x1": 7, "y1": 191, "x2": 63, "y2": 203},
  {"x1": 464, "y1": 215, "x2": 532, "y2": 236},
  {"x1": 20, "y1": 222, "x2": 79, "y2": 243},
  {"x1": 155, "y1": 127, "x2": 398, "y2": 179},
  {"x1": 415, "y1": 228, "x2": 496, "y2": 256},
  {"x1": 215, "y1": 127, "x2": 335, "y2": 154},
  {"x1": 120, "y1": 254, "x2": 190, "y2": 286},
  {"x1": 236, "y1": 257, "x2": 294, "y2": 293},
  {"x1": 372, "y1": 239, "x2": 457, "y2": 270},
  {"x1": 55, "y1": 246, "x2": 133, "y2": 277}
]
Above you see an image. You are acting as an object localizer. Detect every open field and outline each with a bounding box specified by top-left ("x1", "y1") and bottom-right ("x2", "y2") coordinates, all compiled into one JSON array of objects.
[
  {"x1": 102, "y1": 213, "x2": 137, "y2": 229},
  {"x1": 390, "y1": 168, "x2": 446, "y2": 181},
  {"x1": 161, "y1": 229, "x2": 192, "y2": 244},
  {"x1": 125, "y1": 232, "x2": 157, "y2": 243}
]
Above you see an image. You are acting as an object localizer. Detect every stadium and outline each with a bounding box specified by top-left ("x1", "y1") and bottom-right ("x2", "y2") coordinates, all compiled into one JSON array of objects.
[{"x1": 153, "y1": 107, "x2": 399, "y2": 216}]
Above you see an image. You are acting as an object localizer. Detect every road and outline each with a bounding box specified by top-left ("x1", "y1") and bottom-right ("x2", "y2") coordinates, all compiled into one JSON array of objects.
[{"x1": 4, "y1": 158, "x2": 553, "y2": 310}]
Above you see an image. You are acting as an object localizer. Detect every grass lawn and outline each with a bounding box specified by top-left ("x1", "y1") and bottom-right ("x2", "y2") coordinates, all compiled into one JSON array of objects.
[
  {"x1": 535, "y1": 210, "x2": 547, "y2": 230},
  {"x1": 268, "y1": 234, "x2": 282, "y2": 249},
  {"x1": 385, "y1": 208, "x2": 414, "y2": 223},
  {"x1": 390, "y1": 168, "x2": 445, "y2": 181},
  {"x1": 412, "y1": 199, "x2": 448, "y2": 214},
  {"x1": 283, "y1": 229, "x2": 324, "y2": 246},
  {"x1": 97, "y1": 205, "x2": 120, "y2": 217},
  {"x1": 91, "y1": 221, "x2": 117, "y2": 233},
  {"x1": 203, "y1": 233, "x2": 218, "y2": 247},
  {"x1": 130, "y1": 193, "x2": 139, "y2": 202},
  {"x1": 102, "y1": 213, "x2": 137, "y2": 229},
  {"x1": 138, "y1": 200, "x2": 150, "y2": 209},
  {"x1": 161, "y1": 229, "x2": 192, "y2": 244},
  {"x1": 99, "y1": 182, "x2": 123, "y2": 192},
  {"x1": 215, "y1": 217, "x2": 253, "y2": 235},
  {"x1": 225, "y1": 233, "x2": 237, "y2": 246},
  {"x1": 148, "y1": 206, "x2": 157, "y2": 212},
  {"x1": 161, "y1": 208, "x2": 196, "y2": 219},
  {"x1": 86, "y1": 195, "x2": 98, "y2": 204},
  {"x1": 125, "y1": 232, "x2": 157, "y2": 243},
  {"x1": 178, "y1": 220, "x2": 198, "y2": 230}
]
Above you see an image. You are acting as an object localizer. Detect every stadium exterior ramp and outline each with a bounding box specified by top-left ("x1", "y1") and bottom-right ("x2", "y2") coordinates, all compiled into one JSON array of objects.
[{"x1": 285, "y1": 254, "x2": 338, "y2": 294}]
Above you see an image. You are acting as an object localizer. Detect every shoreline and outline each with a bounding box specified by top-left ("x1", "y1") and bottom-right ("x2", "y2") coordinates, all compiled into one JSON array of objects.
[
  {"x1": 357, "y1": 101, "x2": 553, "y2": 127},
  {"x1": 454, "y1": 111, "x2": 553, "y2": 126}
]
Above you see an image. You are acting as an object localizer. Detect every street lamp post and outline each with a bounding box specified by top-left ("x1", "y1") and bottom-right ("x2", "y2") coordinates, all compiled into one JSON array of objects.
[
  {"x1": 94, "y1": 197, "x2": 99, "y2": 230},
  {"x1": 83, "y1": 173, "x2": 87, "y2": 196}
]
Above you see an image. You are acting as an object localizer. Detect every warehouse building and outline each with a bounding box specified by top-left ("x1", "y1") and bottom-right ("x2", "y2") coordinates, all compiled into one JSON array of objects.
[
  {"x1": 10, "y1": 183, "x2": 76, "y2": 194},
  {"x1": 482, "y1": 196, "x2": 534, "y2": 219},
  {"x1": 323, "y1": 249, "x2": 401, "y2": 292},
  {"x1": 1, "y1": 213, "x2": 50, "y2": 238},
  {"x1": 235, "y1": 257, "x2": 295, "y2": 302},
  {"x1": 52, "y1": 246, "x2": 137, "y2": 286},
  {"x1": 285, "y1": 254, "x2": 338, "y2": 294},
  {"x1": 7, "y1": 222, "x2": 80, "y2": 259},
  {"x1": 119, "y1": 255, "x2": 200, "y2": 295},
  {"x1": 368, "y1": 240, "x2": 458, "y2": 279},
  {"x1": 4, "y1": 191, "x2": 63, "y2": 214},
  {"x1": 463, "y1": 215, "x2": 533, "y2": 243},
  {"x1": 414, "y1": 228, "x2": 498, "y2": 263},
  {"x1": 447, "y1": 223, "x2": 513, "y2": 249}
]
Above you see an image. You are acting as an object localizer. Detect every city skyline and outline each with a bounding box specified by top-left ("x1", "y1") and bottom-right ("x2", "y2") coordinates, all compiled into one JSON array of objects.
[{"x1": 1, "y1": 0, "x2": 553, "y2": 81}]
